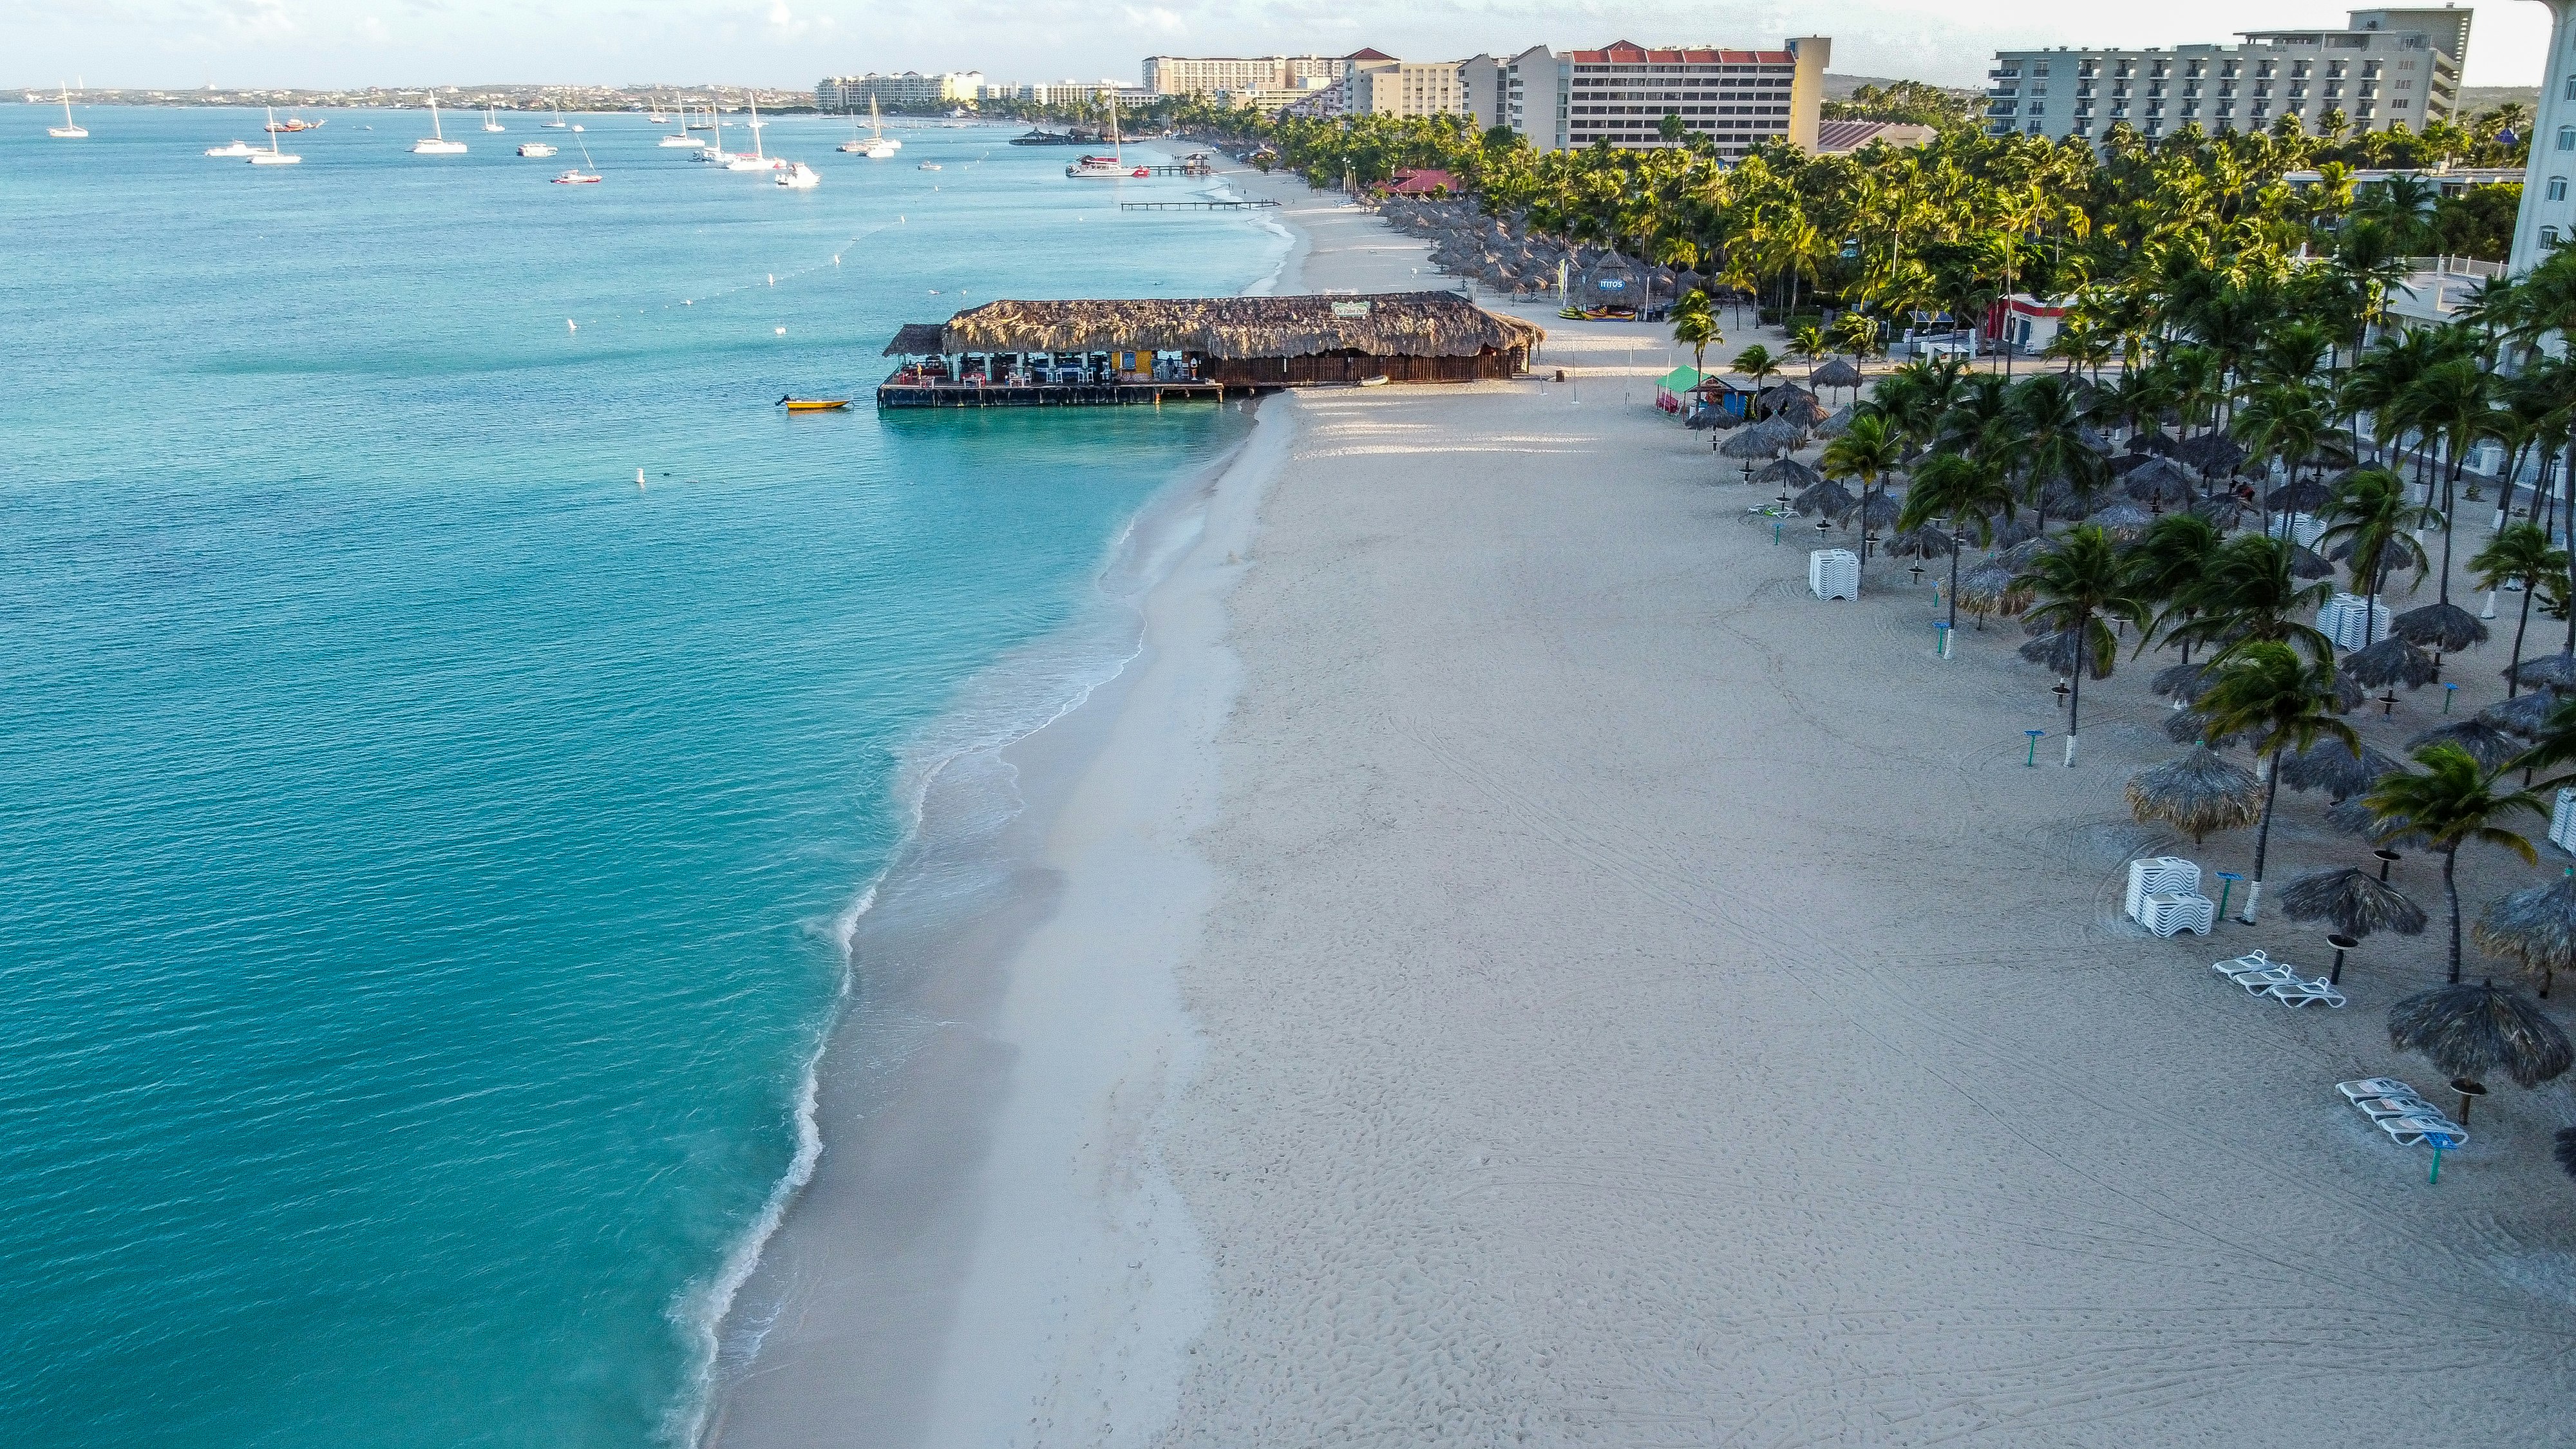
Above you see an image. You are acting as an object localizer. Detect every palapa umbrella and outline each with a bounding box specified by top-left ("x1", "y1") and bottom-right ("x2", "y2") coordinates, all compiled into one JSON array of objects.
[
  {"x1": 1988, "y1": 528, "x2": 2045, "y2": 563},
  {"x1": 2277, "y1": 738, "x2": 2402, "y2": 799},
  {"x1": 1765, "y1": 390, "x2": 1828, "y2": 426},
  {"x1": 2191, "y1": 495, "x2": 2248, "y2": 529},
  {"x1": 1811, "y1": 357, "x2": 1864, "y2": 392},
  {"x1": 2077, "y1": 424, "x2": 2115, "y2": 455},
  {"x1": 1885, "y1": 524, "x2": 1955, "y2": 559},
  {"x1": 2406, "y1": 719, "x2": 2522, "y2": 771},
  {"x1": 2161, "y1": 707, "x2": 2246, "y2": 747},
  {"x1": 2344, "y1": 636, "x2": 2438, "y2": 690},
  {"x1": 2506, "y1": 653, "x2": 2576, "y2": 691},
  {"x1": 1844, "y1": 491, "x2": 1902, "y2": 531},
  {"x1": 2388, "y1": 981, "x2": 2575, "y2": 1088},
  {"x1": 2481, "y1": 689, "x2": 2562, "y2": 738},
  {"x1": 1814, "y1": 401, "x2": 1856, "y2": 439},
  {"x1": 2265, "y1": 477, "x2": 2334, "y2": 513},
  {"x1": 2391, "y1": 602, "x2": 2489, "y2": 652},
  {"x1": 1719, "y1": 424, "x2": 1788, "y2": 460},
  {"x1": 2327, "y1": 795, "x2": 2429, "y2": 847},
  {"x1": 2287, "y1": 544, "x2": 2336, "y2": 580},
  {"x1": 2279, "y1": 867, "x2": 2428, "y2": 938},
  {"x1": 2090, "y1": 499, "x2": 2155, "y2": 538},
  {"x1": 2018, "y1": 627, "x2": 2108, "y2": 677},
  {"x1": 2555, "y1": 1128, "x2": 2576, "y2": 1180},
  {"x1": 1956, "y1": 561, "x2": 2030, "y2": 623},
  {"x1": 2154, "y1": 659, "x2": 2215, "y2": 704},
  {"x1": 2128, "y1": 426, "x2": 2179, "y2": 457},
  {"x1": 2176, "y1": 432, "x2": 2247, "y2": 473},
  {"x1": 2125, "y1": 457, "x2": 2200, "y2": 506},
  {"x1": 1754, "y1": 456, "x2": 1823, "y2": 490},
  {"x1": 2333, "y1": 670, "x2": 2369, "y2": 713},
  {"x1": 2475, "y1": 873, "x2": 2576, "y2": 997},
  {"x1": 2125, "y1": 746, "x2": 2262, "y2": 844},
  {"x1": 1791, "y1": 477, "x2": 1855, "y2": 518}
]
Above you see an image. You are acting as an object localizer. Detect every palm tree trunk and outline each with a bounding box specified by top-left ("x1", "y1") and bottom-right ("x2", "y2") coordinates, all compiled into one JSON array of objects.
[
  {"x1": 2240, "y1": 764, "x2": 2282, "y2": 923},
  {"x1": 1946, "y1": 543, "x2": 1962, "y2": 632},
  {"x1": 2065, "y1": 618, "x2": 2085, "y2": 766},
  {"x1": 2512, "y1": 579, "x2": 2535, "y2": 699},
  {"x1": 2438, "y1": 451, "x2": 2461, "y2": 608},
  {"x1": 2443, "y1": 845, "x2": 2464, "y2": 983}
]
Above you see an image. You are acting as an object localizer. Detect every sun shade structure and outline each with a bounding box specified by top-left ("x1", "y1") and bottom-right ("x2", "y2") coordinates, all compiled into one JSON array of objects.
[
  {"x1": 2280, "y1": 867, "x2": 2428, "y2": 938},
  {"x1": 2392, "y1": 603, "x2": 2489, "y2": 652},
  {"x1": 2277, "y1": 739, "x2": 2401, "y2": 799},
  {"x1": 1885, "y1": 524, "x2": 1955, "y2": 558},
  {"x1": 1792, "y1": 478, "x2": 1855, "y2": 518},
  {"x1": 2344, "y1": 636, "x2": 2438, "y2": 689},
  {"x1": 1754, "y1": 457, "x2": 1823, "y2": 489},
  {"x1": 1810, "y1": 357, "x2": 1864, "y2": 390},
  {"x1": 2477, "y1": 875, "x2": 2576, "y2": 996},
  {"x1": 2388, "y1": 981, "x2": 2575, "y2": 1088},
  {"x1": 2125, "y1": 747, "x2": 2262, "y2": 844},
  {"x1": 2405, "y1": 719, "x2": 2522, "y2": 772},
  {"x1": 2125, "y1": 458, "x2": 2199, "y2": 506},
  {"x1": 2175, "y1": 432, "x2": 2246, "y2": 473},
  {"x1": 2483, "y1": 690, "x2": 2564, "y2": 737},
  {"x1": 886, "y1": 292, "x2": 1544, "y2": 386},
  {"x1": 2154, "y1": 660, "x2": 2215, "y2": 704},
  {"x1": 2506, "y1": 653, "x2": 2576, "y2": 691},
  {"x1": 2266, "y1": 477, "x2": 2333, "y2": 513}
]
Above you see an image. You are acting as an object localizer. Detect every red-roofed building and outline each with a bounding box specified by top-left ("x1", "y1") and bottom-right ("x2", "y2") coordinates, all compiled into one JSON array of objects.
[
  {"x1": 1385, "y1": 168, "x2": 1461, "y2": 196},
  {"x1": 1498, "y1": 35, "x2": 1833, "y2": 157}
]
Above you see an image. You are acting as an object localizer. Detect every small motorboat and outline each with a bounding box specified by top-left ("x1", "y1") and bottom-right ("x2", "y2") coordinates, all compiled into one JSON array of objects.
[
  {"x1": 778, "y1": 397, "x2": 851, "y2": 412},
  {"x1": 917, "y1": 162, "x2": 941, "y2": 171},
  {"x1": 551, "y1": 168, "x2": 602, "y2": 184},
  {"x1": 205, "y1": 139, "x2": 259, "y2": 157},
  {"x1": 775, "y1": 162, "x2": 820, "y2": 189}
]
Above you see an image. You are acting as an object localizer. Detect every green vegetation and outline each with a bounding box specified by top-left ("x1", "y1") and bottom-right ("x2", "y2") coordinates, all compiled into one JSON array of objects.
[{"x1": 1821, "y1": 80, "x2": 1980, "y2": 133}]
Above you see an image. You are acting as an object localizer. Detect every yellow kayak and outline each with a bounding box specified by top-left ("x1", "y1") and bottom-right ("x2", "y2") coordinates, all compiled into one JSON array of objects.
[{"x1": 778, "y1": 397, "x2": 851, "y2": 412}]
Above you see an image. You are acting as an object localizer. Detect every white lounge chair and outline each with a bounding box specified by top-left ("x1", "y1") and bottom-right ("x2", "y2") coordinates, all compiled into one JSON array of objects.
[
  {"x1": 2212, "y1": 951, "x2": 2274, "y2": 977},
  {"x1": 2268, "y1": 978, "x2": 2347, "y2": 1008},
  {"x1": 2234, "y1": 965, "x2": 2304, "y2": 994},
  {"x1": 2338, "y1": 1078, "x2": 2416, "y2": 1101},
  {"x1": 2354, "y1": 1095, "x2": 2441, "y2": 1119},
  {"x1": 2379, "y1": 1114, "x2": 2467, "y2": 1149}
]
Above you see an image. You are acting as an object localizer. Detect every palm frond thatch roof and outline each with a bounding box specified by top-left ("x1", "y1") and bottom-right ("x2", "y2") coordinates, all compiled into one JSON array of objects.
[
  {"x1": 885, "y1": 323, "x2": 952, "y2": 356},
  {"x1": 2287, "y1": 544, "x2": 2336, "y2": 580},
  {"x1": 2508, "y1": 653, "x2": 2576, "y2": 690},
  {"x1": 2344, "y1": 636, "x2": 2438, "y2": 690},
  {"x1": 2279, "y1": 867, "x2": 2427, "y2": 938},
  {"x1": 2277, "y1": 738, "x2": 2401, "y2": 799},
  {"x1": 2392, "y1": 603, "x2": 2489, "y2": 652},
  {"x1": 2128, "y1": 427, "x2": 2179, "y2": 457},
  {"x1": 1885, "y1": 524, "x2": 1955, "y2": 558},
  {"x1": 1792, "y1": 478, "x2": 1855, "y2": 518},
  {"x1": 2475, "y1": 874, "x2": 2576, "y2": 978},
  {"x1": 2190, "y1": 495, "x2": 2249, "y2": 529},
  {"x1": 2162, "y1": 706, "x2": 2246, "y2": 746},
  {"x1": 916, "y1": 292, "x2": 1546, "y2": 360},
  {"x1": 2482, "y1": 689, "x2": 2564, "y2": 737},
  {"x1": 1754, "y1": 456, "x2": 1823, "y2": 489},
  {"x1": 2125, "y1": 747, "x2": 2261, "y2": 844},
  {"x1": 2267, "y1": 478, "x2": 2334, "y2": 513},
  {"x1": 1985, "y1": 516, "x2": 2042, "y2": 551},
  {"x1": 2090, "y1": 500, "x2": 2155, "y2": 538},
  {"x1": 2154, "y1": 661, "x2": 2215, "y2": 703},
  {"x1": 1810, "y1": 357, "x2": 1864, "y2": 390},
  {"x1": 1815, "y1": 401, "x2": 1856, "y2": 438},
  {"x1": 2327, "y1": 795, "x2": 2429, "y2": 848},
  {"x1": 2405, "y1": 719, "x2": 2521, "y2": 772},
  {"x1": 1958, "y1": 561, "x2": 2031, "y2": 614},
  {"x1": 2020, "y1": 628, "x2": 2110, "y2": 678},
  {"x1": 2175, "y1": 432, "x2": 2247, "y2": 472},
  {"x1": 2389, "y1": 981, "x2": 2575, "y2": 1088},
  {"x1": 2125, "y1": 457, "x2": 2200, "y2": 505},
  {"x1": 1847, "y1": 491, "x2": 1902, "y2": 530}
]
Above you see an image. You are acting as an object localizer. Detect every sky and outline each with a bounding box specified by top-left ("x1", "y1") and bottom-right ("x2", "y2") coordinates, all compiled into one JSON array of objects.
[{"x1": 12, "y1": 0, "x2": 2547, "y2": 93}]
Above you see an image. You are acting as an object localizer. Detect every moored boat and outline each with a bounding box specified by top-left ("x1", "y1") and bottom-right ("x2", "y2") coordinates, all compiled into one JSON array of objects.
[{"x1": 778, "y1": 397, "x2": 851, "y2": 411}]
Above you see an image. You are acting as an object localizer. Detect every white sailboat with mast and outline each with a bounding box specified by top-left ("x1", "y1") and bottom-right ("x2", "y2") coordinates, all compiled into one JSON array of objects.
[
  {"x1": 248, "y1": 106, "x2": 302, "y2": 164},
  {"x1": 411, "y1": 95, "x2": 467, "y2": 154},
  {"x1": 1065, "y1": 92, "x2": 1144, "y2": 178},
  {"x1": 48, "y1": 85, "x2": 87, "y2": 138},
  {"x1": 840, "y1": 95, "x2": 900, "y2": 156},
  {"x1": 726, "y1": 95, "x2": 787, "y2": 171}
]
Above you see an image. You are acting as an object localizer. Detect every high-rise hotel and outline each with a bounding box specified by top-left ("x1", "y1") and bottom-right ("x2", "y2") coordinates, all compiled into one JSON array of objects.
[{"x1": 1984, "y1": 7, "x2": 2468, "y2": 144}]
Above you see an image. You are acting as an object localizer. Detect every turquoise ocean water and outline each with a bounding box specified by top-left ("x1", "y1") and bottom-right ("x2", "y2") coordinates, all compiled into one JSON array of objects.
[{"x1": 0, "y1": 106, "x2": 1277, "y2": 1446}]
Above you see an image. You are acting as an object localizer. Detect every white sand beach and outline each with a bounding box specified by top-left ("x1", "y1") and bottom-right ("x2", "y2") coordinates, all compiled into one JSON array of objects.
[{"x1": 712, "y1": 163, "x2": 2576, "y2": 1447}]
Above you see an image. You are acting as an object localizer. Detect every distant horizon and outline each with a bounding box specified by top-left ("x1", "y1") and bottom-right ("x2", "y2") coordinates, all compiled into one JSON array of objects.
[{"x1": 12, "y1": 0, "x2": 2552, "y2": 93}]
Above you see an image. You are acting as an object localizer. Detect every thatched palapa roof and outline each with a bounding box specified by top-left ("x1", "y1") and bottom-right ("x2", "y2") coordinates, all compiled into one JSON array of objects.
[{"x1": 887, "y1": 292, "x2": 1546, "y2": 360}]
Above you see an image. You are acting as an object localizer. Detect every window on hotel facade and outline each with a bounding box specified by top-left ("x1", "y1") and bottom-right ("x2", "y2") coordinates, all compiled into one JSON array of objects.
[
  {"x1": 2550, "y1": 177, "x2": 2568, "y2": 201},
  {"x1": 2562, "y1": 127, "x2": 2576, "y2": 151}
]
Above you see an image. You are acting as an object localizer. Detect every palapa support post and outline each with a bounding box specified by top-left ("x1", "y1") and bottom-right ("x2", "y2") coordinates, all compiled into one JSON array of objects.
[
  {"x1": 2024, "y1": 729, "x2": 2043, "y2": 767},
  {"x1": 2327, "y1": 933, "x2": 2358, "y2": 985}
]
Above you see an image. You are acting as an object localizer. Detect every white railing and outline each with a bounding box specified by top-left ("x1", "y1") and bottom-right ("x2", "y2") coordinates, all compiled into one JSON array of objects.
[{"x1": 2401, "y1": 254, "x2": 2506, "y2": 280}]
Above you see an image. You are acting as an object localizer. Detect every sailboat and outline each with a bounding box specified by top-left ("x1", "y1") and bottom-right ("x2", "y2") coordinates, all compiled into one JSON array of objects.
[
  {"x1": 542, "y1": 98, "x2": 569, "y2": 129},
  {"x1": 412, "y1": 95, "x2": 468, "y2": 154},
  {"x1": 248, "y1": 106, "x2": 302, "y2": 164},
  {"x1": 726, "y1": 95, "x2": 787, "y2": 171},
  {"x1": 551, "y1": 134, "x2": 601, "y2": 184},
  {"x1": 661, "y1": 106, "x2": 706, "y2": 147},
  {"x1": 482, "y1": 106, "x2": 506, "y2": 133},
  {"x1": 693, "y1": 108, "x2": 737, "y2": 164},
  {"x1": 840, "y1": 95, "x2": 899, "y2": 157},
  {"x1": 647, "y1": 95, "x2": 670, "y2": 124},
  {"x1": 1065, "y1": 93, "x2": 1144, "y2": 178},
  {"x1": 48, "y1": 86, "x2": 86, "y2": 139}
]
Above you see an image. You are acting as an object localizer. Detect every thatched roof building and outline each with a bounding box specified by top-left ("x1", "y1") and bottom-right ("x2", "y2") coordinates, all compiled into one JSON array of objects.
[{"x1": 882, "y1": 292, "x2": 1543, "y2": 387}]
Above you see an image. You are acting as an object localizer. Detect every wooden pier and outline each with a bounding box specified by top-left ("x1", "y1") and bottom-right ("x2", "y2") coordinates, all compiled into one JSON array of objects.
[
  {"x1": 1118, "y1": 199, "x2": 1279, "y2": 211},
  {"x1": 876, "y1": 379, "x2": 1234, "y2": 409}
]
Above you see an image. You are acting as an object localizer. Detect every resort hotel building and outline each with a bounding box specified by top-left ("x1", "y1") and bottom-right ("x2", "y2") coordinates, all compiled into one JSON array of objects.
[
  {"x1": 2513, "y1": 1, "x2": 2576, "y2": 270},
  {"x1": 815, "y1": 71, "x2": 985, "y2": 111},
  {"x1": 1985, "y1": 6, "x2": 2470, "y2": 142}
]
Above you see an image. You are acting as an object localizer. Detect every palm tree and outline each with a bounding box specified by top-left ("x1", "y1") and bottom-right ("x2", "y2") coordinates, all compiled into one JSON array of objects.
[
  {"x1": 2403, "y1": 354, "x2": 2502, "y2": 609},
  {"x1": 2363, "y1": 744, "x2": 2545, "y2": 981},
  {"x1": 2015, "y1": 524, "x2": 2148, "y2": 766},
  {"x1": 2161, "y1": 535, "x2": 2336, "y2": 664},
  {"x1": 1672, "y1": 308, "x2": 1718, "y2": 375},
  {"x1": 1899, "y1": 451, "x2": 2016, "y2": 632},
  {"x1": 2198, "y1": 643, "x2": 2360, "y2": 923},
  {"x1": 2472, "y1": 523, "x2": 2569, "y2": 697},
  {"x1": 2314, "y1": 466, "x2": 2434, "y2": 647},
  {"x1": 2125, "y1": 513, "x2": 2224, "y2": 663},
  {"x1": 1821, "y1": 413, "x2": 1907, "y2": 594},
  {"x1": 1732, "y1": 343, "x2": 1779, "y2": 388}
]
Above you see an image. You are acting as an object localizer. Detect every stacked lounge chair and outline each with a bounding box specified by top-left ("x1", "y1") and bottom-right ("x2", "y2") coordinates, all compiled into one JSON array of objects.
[
  {"x1": 2126, "y1": 857, "x2": 2215, "y2": 937},
  {"x1": 2316, "y1": 592, "x2": 2396, "y2": 650},
  {"x1": 1807, "y1": 548, "x2": 1859, "y2": 601}
]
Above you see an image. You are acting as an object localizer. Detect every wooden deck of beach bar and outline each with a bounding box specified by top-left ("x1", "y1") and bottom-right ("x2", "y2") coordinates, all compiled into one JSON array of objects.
[{"x1": 876, "y1": 294, "x2": 1543, "y2": 408}]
